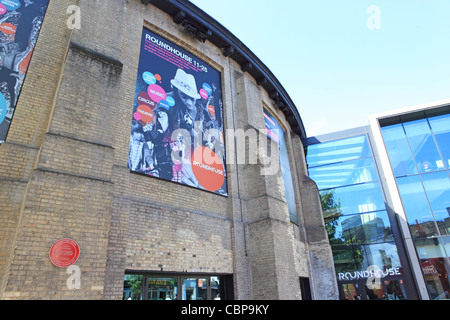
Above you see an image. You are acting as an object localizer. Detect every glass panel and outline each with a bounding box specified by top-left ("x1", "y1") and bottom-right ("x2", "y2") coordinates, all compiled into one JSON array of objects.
[
  {"x1": 443, "y1": 236, "x2": 450, "y2": 259},
  {"x1": 264, "y1": 108, "x2": 297, "y2": 223},
  {"x1": 365, "y1": 283, "x2": 385, "y2": 300},
  {"x1": 210, "y1": 276, "x2": 222, "y2": 300},
  {"x1": 307, "y1": 135, "x2": 371, "y2": 167},
  {"x1": 123, "y1": 274, "x2": 143, "y2": 300},
  {"x1": 416, "y1": 237, "x2": 450, "y2": 300},
  {"x1": 428, "y1": 113, "x2": 450, "y2": 169},
  {"x1": 309, "y1": 157, "x2": 378, "y2": 190},
  {"x1": 403, "y1": 119, "x2": 444, "y2": 173},
  {"x1": 384, "y1": 280, "x2": 407, "y2": 300},
  {"x1": 327, "y1": 211, "x2": 393, "y2": 246},
  {"x1": 381, "y1": 123, "x2": 418, "y2": 177},
  {"x1": 320, "y1": 182, "x2": 386, "y2": 216},
  {"x1": 421, "y1": 171, "x2": 450, "y2": 236},
  {"x1": 148, "y1": 277, "x2": 178, "y2": 300},
  {"x1": 332, "y1": 242, "x2": 402, "y2": 274},
  {"x1": 434, "y1": 211, "x2": 450, "y2": 237},
  {"x1": 182, "y1": 278, "x2": 208, "y2": 300},
  {"x1": 341, "y1": 283, "x2": 361, "y2": 300},
  {"x1": 279, "y1": 133, "x2": 298, "y2": 223},
  {"x1": 396, "y1": 175, "x2": 439, "y2": 238}
]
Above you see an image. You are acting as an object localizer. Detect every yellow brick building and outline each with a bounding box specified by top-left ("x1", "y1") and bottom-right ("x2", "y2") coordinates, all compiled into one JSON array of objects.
[{"x1": 0, "y1": 0, "x2": 337, "y2": 300}]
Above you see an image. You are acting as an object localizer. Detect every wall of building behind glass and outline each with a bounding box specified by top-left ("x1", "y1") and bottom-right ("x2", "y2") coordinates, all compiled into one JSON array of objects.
[
  {"x1": 307, "y1": 134, "x2": 408, "y2": 300},
  {"x1": 381, "y1": 111, "x2": 450, "y2": 300}
]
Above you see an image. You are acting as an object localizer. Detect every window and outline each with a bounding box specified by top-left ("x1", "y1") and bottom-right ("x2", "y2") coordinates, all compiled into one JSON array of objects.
[
  {"x1": 381, "y1": 111, "x2": 450, "y2": 300},
  {"x1": 123, "y1": 273, "x2": 233, "y2": 300},
  {"x1": 403, "y1": 119, "x2": 443, "y2": 173},
  {"x1": 429, "y1": 113, "x2": 450, "y2": 168},
  {"x1": 381, "y1": 124, "x2": 417, "y2": 177},
  {"x1": 264, "y1": 108, "x2": 298, "y2": 224}
]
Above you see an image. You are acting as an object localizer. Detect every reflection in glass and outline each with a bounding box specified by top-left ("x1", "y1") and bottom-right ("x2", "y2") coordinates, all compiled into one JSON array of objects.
[
  {"x1": 416, "y1": 237, "x2": 450, "y2": 300},
  {"x1": 396, "y1": 175, "x2": 439, "y2": 238},
  {"x1": 182, "y1": 278, "x2": 208, "y2": 300},
  {"x1": 384, "y1": 280, "x2": 407, "y2": 300},
  {"x1": 381, "y1": 123, "x2": 418, "y2": 177},
  {"x1": 421, "y1": 172, "x2": 450, "y2": 235},
  {"x1": 429, "y1": 113, "x2": 450, "y2": 169},
  {"x1": 210, "y1": 276, "x2": 221, "y2": 300},
  {"x1": 332, "y1": 242, "x2": 401, "y2": 274},
  {"x1": 306, "y1": 135, "x2": 371, "y2": 167},
  {"x1": 327, "y1": 211, "x2": 393, "y2": 245},
  {"x1": 403, "y1": 119, "x2": 444, "y2": 173},
  {"x1": 309, "y1": 157, "x2": 378, "y2": 190},
  {"x1": 148, "y1": 277, "x2": 178, "y2": 300},
  {"x1": 320, "y1": 182, "x2": 385, "y2": 216},
  {"x1": 123, "y1": 274, "x2": 143, "y2": 300},
  {"x1": 341, "y1": 283, "x2": 361, "y2": 300}
]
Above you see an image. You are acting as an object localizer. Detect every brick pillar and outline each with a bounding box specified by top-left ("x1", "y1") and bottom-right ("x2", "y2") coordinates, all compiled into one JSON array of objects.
[{"x1": 231, "y1": 71, "x2": 301, "y2": 300}]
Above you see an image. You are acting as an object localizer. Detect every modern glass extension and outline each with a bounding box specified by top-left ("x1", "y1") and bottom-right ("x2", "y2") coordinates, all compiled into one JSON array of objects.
[
  {"x1": 306, "y1": 134, "x2": 410, "y2": 300},
  {"x1": 380, "y1": 110, "x2": 450, "y2": 300}
]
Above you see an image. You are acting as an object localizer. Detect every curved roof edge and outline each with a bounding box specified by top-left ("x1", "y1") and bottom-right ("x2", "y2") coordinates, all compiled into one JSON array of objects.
[{"x1": 141, "y1": 0, "x2": 307, "y2": 139}]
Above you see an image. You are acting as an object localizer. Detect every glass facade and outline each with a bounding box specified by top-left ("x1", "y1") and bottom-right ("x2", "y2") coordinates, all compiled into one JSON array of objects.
[
  {"x1": 307, "y1": 134, "x2": 408, "y2": 300},
  {"x1": 381, "y1": 111, "x2": 450, "y2": 300}
]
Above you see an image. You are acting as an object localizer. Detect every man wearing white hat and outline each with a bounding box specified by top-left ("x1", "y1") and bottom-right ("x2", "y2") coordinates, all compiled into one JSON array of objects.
[
  {"x1": 165, "y1": 68, "x2": 203, "y2": 187},
  {"x1": 167, "y1": 68, "x2": 202, "y2": 134}
]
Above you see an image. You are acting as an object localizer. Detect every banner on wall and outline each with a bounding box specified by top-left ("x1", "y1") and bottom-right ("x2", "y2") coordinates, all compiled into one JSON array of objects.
[
  {"x1": 0, "y1": 0, "x2": 50, "y2": 144},
  {"x1": 128, "y1": 29, "x2": 227, "y2": 195},
  {"x1": 264, "y1": 108, "x2": 298, "y2": 222}
]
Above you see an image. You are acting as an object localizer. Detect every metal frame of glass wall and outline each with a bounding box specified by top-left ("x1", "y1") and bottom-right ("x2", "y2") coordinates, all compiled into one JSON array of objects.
[
  {"x1": 306, "y1": 129, "x2": 418, "y2": 300},
  {"x1": 376, "y1": 106, "x2": 450, "y2": 300}
]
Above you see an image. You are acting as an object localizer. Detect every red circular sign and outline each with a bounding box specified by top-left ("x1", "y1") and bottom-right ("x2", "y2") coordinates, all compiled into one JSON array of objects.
[
  {"x1": 191, "y1": 146, "x2": 225, "y2": 192},
  {"x1": 49, "y1": 238, "x2": 80, "y2": 268}
]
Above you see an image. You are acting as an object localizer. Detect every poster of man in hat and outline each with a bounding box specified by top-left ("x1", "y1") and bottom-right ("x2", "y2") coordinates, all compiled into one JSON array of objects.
[{"x1": 129, "y1": 28, "x2": 227, "y2": 196}]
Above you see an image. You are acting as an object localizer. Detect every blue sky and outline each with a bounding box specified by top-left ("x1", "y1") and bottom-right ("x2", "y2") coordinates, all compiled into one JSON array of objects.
[{"x1": 189, "y1": 0, "x2": 450, "y2": 136}]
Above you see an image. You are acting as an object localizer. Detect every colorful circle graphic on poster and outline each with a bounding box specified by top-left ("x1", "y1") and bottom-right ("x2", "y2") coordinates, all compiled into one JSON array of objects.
[
  {"x1": 49, "y1": 238, "x2": 80, "y2": 268},
  {"x1": 133, "y1": 112, "x2": 141, "y2": 121},
  {"x1": 143, "y1": 71, "x2": 156, "y2": 85},
  {"x1": 0, "y1": 93, "x2": 7, "y2": 124},
  {"x1": 137, "y1": 105, "x2": 153, "y2": 123},
  {"x1": 0, "y1": 22, "x2": 16, "y2": 35},
  {"x1": 137, "y1": 91, "x2": 156, "y2": 109},
  {"x1": 166, "y1": 96, "x2": 175, "y2": 106},
  {"x1": 147, "y1": 84, "x2": 166, "y2": 103},
  {"x1": 0, "y1": 4, "x2": 6, "y2": 15},
  {"x1": 202, "y1": 83, "x2": 212, "y2": 95},
  {"x1": 199, "y1": 88, "x2": 208, "y2": 99},
  {"x1": 0, "y1": 0, "x2": 21, "y2": 11},
  {"x1": 191, "y1": 146, "x2": 225, "y2": 192}
]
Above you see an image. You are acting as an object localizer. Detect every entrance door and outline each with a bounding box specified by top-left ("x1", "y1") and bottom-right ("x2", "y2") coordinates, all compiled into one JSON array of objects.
[
  {"x1": 339, "y1": 278, "x2": 407, "y2": 300},
  {"x1": 147, "y1": 277, "x2": 178, "y2": 300}
]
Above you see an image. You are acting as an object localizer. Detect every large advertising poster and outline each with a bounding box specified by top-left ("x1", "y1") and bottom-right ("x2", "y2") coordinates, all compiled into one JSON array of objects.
[
  {"x1": 264, "y1": 108, "x2": 298, "y2": 222},
  {"x1": 128, "y1": 29, "x2": 227, "y2": 196},
  {"x1": 0, "y1": 0, "x2": 50, "y2": 144}
]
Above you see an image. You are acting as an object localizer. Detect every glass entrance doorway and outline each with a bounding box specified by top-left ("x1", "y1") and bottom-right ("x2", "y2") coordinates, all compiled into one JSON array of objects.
[{"x1": 339, "y1": 278, "x2": 407, "y2": 300}]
